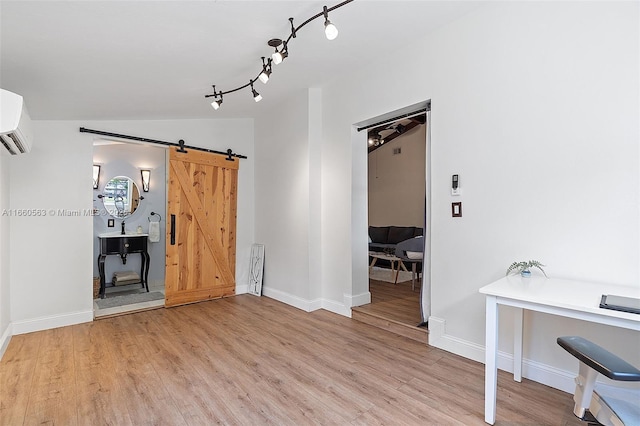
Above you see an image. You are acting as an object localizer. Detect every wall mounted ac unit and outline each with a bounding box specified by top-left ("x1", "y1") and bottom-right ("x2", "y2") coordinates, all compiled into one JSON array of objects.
[{"x1": 0, "y1": 89, "x2": 33, "y2": 155}]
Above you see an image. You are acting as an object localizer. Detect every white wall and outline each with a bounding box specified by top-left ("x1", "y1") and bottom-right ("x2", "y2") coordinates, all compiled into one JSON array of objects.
[
  {"x1": 0, "y1": 154, "x2": 11, "y2": 355},
  {"x1": 318, "y1": 1, "x2": 639, "y2": 391},
  {"x1": 9, "y1": 119, "x2": 254, "y2": 334},
  {"x1": 254, "y1": 89, "x2": 313, "y2": 308},
  {"x1": 368, "y1": 125, "x2": 426, "y2": 227}
]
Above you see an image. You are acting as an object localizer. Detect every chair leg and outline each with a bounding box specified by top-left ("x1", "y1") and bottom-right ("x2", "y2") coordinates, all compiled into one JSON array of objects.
[{"x1": 573, "y1": 361, "x2": 599, "y2": 420}]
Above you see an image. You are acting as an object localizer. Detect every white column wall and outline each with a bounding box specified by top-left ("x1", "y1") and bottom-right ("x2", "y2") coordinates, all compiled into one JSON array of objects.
[
  {"x1": 254, "y1": 90, "x2": 313, "y2": 308},
  {"x1": 0, "y1": 154, "x2": 11, "y2": 355},
  {"x1": 9, "y1": 119, "x2": 254, "y2": 334},
  {"x1": 320, "y1": 1, "x2": 639, "y2": 384}
]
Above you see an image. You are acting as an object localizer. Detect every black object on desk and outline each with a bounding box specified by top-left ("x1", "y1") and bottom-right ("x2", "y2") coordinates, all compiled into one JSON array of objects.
[
  {"x1": 600, "y1": 295, "x2": 640, "y2": 315},
  {"x1": 97, "y1": 235, "x2": 150, "y2": 299}
]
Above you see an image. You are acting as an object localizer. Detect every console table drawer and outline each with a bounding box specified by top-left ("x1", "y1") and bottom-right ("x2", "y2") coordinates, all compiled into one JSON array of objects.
[
  {"x1": 100, "y1": 235, "x2": 147, "y2": 255},
  {"x1": 122, "y1": 236, "x2": 146, "y2": 253}
]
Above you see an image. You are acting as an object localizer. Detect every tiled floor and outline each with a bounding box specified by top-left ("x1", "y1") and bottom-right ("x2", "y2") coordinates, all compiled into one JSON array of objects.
[{"x1": 93, "y1": 283, "x2": 165, "y2": 319}]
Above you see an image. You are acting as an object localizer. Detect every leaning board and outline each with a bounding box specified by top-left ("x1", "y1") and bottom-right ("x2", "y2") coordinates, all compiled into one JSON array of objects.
[{"x1": 248, "y1": 244, "x2": 265, "y2": 296}]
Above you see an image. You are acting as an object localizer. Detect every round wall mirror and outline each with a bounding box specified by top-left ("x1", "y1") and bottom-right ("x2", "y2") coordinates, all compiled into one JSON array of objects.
[{"x1": 102, "y1": 176, "x2": 141, "y2": 218}]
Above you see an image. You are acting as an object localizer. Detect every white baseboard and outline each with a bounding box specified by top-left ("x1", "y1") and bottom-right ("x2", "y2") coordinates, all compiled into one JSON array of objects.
[
  {"x1": 0, "y1": 323, "x2": 13, "y2": 360},
  {"x1": 261, "y1": 286, "x2": 351, "y2": 317},
  {"x1": 346, "y1": 291, "x2": 371, "y2": 308},
  {"x1": 323, "y1": 297, "x2": 352, "y2": 317},
  {"x1": 12, "y1": 310, "x2": 94, "y2": 335},
  {"x1": 262, "y1": 286, "x2": 321, "y2": 312},
  {"x1": 235, "y1": 284, "x2": 248, "y2": 294},
  {"x1": 428, "y1": 316, "x2": 576, "y2": 394}
]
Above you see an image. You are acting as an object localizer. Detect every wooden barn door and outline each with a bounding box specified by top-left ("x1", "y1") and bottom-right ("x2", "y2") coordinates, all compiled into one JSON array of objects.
[{"x1": 165, "y1": 148, "x2": 238, "y2": 307}]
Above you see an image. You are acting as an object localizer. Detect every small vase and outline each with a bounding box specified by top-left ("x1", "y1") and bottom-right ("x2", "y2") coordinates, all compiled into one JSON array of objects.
[{"x1": 521, "y1": 270, "x2": 531, "y2": 278}]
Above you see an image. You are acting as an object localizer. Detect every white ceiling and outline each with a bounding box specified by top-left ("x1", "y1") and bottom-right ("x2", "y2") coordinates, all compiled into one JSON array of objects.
[{"x1": 1, "y1": 1, "x2": 484, "y2": 120}]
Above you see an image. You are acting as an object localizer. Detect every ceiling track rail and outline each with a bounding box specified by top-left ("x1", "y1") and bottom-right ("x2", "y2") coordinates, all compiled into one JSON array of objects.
[
  {"x1": 79, "y1": 127, "x2": 248, "y2": 160},
  {"x1": 356, "y1": 105, "x2": 430, "y2": 132}
]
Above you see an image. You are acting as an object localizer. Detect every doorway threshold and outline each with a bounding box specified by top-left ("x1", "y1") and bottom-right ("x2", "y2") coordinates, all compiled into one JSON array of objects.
[
  {"x1": 352, "y1": 277, "x2": 427, "y2": 343},
  {"x1": 94, "y1": 287, "x2": 165, "y2": 319},
  {"x1": 94, "y1": 303, "x2": 163, "y2": 320}
]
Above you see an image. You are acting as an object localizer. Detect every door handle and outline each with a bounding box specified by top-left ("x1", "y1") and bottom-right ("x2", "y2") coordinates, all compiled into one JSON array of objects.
[{"x1": 170, "y1": 214, "x2": 176, "y2": 245}]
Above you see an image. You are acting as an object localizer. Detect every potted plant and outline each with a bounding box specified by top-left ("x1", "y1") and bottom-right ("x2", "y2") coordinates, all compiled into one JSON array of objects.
[{"x1": 506, "y1": 260, "x2": 548, "y2": 278}]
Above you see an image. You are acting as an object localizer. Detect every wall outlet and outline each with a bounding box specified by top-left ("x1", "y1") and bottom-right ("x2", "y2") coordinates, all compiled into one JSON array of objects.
[{"x1": 107, "y1": 218, "x2": 115, "y2": 227}]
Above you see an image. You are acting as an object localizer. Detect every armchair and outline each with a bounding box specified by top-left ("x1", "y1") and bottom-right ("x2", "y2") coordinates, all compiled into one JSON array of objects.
[
  {"x1": 557, "y1": 336, "x2": 640, "y2": 425},
  {"x1": 394, "y1": 236, "x2": 424, "y2": 291}
]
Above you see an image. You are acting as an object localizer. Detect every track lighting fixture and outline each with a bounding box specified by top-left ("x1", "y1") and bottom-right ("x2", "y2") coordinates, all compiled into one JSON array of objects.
[
  {"x1": 258, "y1": 57, "x2": 272, "y2": 84},
  {"x1": 270, "y1": 39, "x2": 285, "y2": 65},
  {"x1": 209, "y1": 86, "x2": 223, "y2": 110},
  {"x1": 323, "y1": 6, "x2": 339, "y2": 40},
  {"x1": 205, "y1": 0, "x2": 353, "y2": 110},
  {"x1": 250, "y1": 81, "x2": 262, "y2": 102},
  {"x1": 270, "y1": 40, "x2": 289, "y2": 66}
]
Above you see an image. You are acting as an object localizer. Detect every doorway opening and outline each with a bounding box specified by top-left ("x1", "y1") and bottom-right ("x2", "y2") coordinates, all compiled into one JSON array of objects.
[
  {"x1": 92, "y1": 139, "x2": 167, "y2": 318},
  {"x1": 351, "y1": 101, "x2": 431, "y2": 341}
]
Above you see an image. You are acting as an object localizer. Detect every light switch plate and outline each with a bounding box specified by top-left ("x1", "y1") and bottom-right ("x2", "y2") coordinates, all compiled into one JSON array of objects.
[
  {"x1": 108, "y1": 218, "x2": 115, "y2": 227},
  {"x1": 452, "y1": 202, "x2": 462, "y2": 217}
]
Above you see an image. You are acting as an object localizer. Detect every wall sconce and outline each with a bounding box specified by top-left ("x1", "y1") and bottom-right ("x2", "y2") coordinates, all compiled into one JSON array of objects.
[
  {"x1": 141, "y1": 169, "x2": 151, "y2": 192},
  {"x1": 93, "y1": 165, "x2": 101, "y2": 189}
]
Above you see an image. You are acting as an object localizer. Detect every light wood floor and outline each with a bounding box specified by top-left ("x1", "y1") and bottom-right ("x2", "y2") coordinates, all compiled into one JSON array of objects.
[
  {"x1": 0, "y1": 295, "x2": 582, "y2": 425},
  {"x1": 354, "y1": 278, "x2": 423, "y2": 326}
]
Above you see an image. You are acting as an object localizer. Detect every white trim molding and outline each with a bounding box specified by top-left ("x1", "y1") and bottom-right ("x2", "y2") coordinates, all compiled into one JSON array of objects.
[
  {"x1": 0, "y1": 323, "x2": 13, "y2": 360},
  {"x1": 345, "y1": 291, "x2": 371, "y2": 308},
  {"x1": 428, "y1": 316, "x2": 577, "y2": 394},
  {"x1": 262, "y1": 286, "x2": 322, "y2": 312},
  {"x1": 12, "y1": 310, "x2": 94, "y2": 335},
  {"x1": 261, "y1": 286, "x2": 351, "y2": 317}
]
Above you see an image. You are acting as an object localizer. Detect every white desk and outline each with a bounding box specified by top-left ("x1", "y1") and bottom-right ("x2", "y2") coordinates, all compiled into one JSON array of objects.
[{"x1": 479, "y1": 276, "x2": 640, "y2": 425}]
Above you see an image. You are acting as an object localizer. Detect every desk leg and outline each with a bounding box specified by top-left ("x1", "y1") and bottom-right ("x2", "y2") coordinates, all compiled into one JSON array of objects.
[
  {"x1": 485, "y1": 295, "x2": 498, "y2": 425},
  {"x1": 513, "y1": 308, "x2": 523, "y2": 382}
]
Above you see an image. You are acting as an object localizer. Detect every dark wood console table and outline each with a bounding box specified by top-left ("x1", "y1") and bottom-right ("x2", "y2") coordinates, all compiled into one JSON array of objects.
[{"x1": 97, "y1": 234, "x2": 150, "y2": 299}]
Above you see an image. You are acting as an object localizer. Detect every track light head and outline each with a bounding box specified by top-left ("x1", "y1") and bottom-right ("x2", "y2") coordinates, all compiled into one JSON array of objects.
[
  {"x1": 272, "y1": 49, "x2": 283, "y2": 65},
  {"x1": 250, "y1": 81, "x2": 262, "y2": 102},
  {"x1": 324, "y1": 20, "x2": 338, "y2": 40},
  {"x1": 258, "y1": 57, "x2": 271, "y2": 84},
  {"x1": 258, "y1": 68, "x2": 271, "y2": 84},
  {"x1": 210, "y1": 86, "x2": 222, "y2": 110},
  {"x1": 280, "y1": 41, "x2": 289, "y2": 62},
  {"x1": 268, "y1": 38, "x2": 284, "y2": 65},
  {"x1": 323, "y1": 6, "x2": 339, "y2": 40}
]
